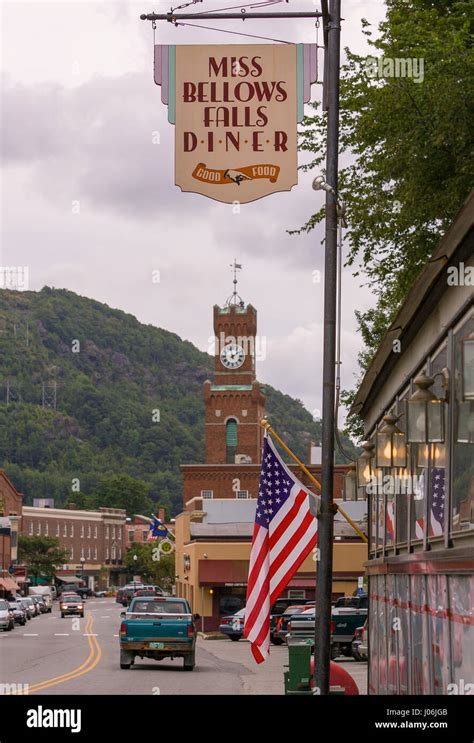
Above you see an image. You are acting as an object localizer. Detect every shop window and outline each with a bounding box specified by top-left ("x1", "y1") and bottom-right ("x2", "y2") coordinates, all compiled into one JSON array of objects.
[
  {"x1": 427, "y1": 574, "x2": 451, "y2": 695},
  {"x1": 452, "y1": 311, "x2": 474, "y2": 533},
  {"x1": 448, "y1": 575, "x2": 474, "y2": 690}
]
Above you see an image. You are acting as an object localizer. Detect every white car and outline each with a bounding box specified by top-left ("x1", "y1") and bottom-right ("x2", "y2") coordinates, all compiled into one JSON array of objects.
[{"x1": 0, "y1": 599, "x2": 14, "y2": 631}]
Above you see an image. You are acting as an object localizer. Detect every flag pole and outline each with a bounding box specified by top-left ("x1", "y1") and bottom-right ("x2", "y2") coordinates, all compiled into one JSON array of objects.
[{"x1": 261, "y1": 419, "x2": 367, "y2": 543}]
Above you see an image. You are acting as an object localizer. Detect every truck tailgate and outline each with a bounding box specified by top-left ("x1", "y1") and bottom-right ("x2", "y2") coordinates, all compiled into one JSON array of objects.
[{"x1": 122, "y1": 616, "x2": 191, "y2": 642}]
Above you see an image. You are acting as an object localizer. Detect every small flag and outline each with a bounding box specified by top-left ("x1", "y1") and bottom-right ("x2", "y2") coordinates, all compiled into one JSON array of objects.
[
  {"x1": 147, "y1": 516, "x2": 168, "y2": 541},
  {"x1": 244, "y1": 435, "x2": 319, "y2": 663}
]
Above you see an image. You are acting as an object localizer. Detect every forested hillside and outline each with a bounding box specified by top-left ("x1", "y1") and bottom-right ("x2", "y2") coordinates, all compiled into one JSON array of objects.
[{"x1": 0, "y1": 288, "x2": 356, "y2": 515}]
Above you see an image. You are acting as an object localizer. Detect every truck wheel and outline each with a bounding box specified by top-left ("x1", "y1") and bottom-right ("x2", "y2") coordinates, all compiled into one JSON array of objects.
[
  {"x1": 271, "y1": 637, "x2": 284, "y2": 646},
  {"x1": 183, "y1": 653, "x2": 195, "y2": 671},
  {"x1": 120, "y1": 650, "x2": 134, "y2": 669},
  {"x1": 331, "y1": 644, "x2": 339, "y2": 660},
  {"x1": 229, "y1": 635, "x2": 240, "y2": 642}
]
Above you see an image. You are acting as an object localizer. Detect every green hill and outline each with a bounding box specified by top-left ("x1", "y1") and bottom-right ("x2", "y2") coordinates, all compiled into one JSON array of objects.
[{"x1": 0, "y1": 287, "x2": 356, "y2": 515}]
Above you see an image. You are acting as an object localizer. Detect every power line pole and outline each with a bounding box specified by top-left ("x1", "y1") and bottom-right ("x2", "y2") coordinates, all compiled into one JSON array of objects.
[{"x1": 314, "y1": 0, "x2": 341, "y2": 695}]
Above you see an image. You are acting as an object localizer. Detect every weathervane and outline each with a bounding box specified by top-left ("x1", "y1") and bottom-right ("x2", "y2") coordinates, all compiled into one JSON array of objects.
[{"x1": 225, "y1": 259, "x2": 244, "y2": 307}]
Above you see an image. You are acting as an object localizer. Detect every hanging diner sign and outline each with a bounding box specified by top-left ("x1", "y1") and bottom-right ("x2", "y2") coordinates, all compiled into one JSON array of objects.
[{"x1": 154, "y1": 43, "x2": 317, "y2": 204}]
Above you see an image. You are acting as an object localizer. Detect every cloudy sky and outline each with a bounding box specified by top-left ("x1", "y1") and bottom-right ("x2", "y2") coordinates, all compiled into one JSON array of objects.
[{"x1": 1, "y1": 0, "x2": 386, "y2": 418}]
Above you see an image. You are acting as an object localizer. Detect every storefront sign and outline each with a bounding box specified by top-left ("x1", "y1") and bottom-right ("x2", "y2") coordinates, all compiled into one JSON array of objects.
[{"x1": 155, "y1": 43, "x2": 317, "y2": 203}]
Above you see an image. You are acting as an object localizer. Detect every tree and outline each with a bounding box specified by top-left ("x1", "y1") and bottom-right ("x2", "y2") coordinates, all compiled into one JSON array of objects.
[
  {"x1": 293, "y1": 0, "x2": 473, "y2": 436},
  {"x1": 91, "y1": 474, "x2": 153, "y2": 517},
  {"x1": 18, "y1": 536, "x2": 69, "y2": 583},
  {"x1": 126, "y1": 542, "x2": 175, "y2": 593}
]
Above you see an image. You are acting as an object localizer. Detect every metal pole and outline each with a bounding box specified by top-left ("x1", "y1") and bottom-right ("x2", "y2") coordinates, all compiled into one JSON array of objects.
[
  {"x1": 314, "y1": 0, "x2": 341, "y2": 696},
  {"x1": 141, "y1": 12, "x2": 321, "y2": 22}
]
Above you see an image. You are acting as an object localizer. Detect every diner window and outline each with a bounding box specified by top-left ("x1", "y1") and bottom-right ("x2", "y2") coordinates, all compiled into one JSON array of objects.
[{"x1": 452, "y1": 310, "x2": 474, "y2": 533}]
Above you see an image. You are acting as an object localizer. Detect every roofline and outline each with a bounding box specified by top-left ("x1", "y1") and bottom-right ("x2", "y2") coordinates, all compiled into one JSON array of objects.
[{"x1": 351, "y1": 190, "x2": 474, "y2": 419}]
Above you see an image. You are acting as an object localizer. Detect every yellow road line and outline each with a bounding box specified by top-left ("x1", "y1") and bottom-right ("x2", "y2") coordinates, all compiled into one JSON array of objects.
[{"x1": 13, "y1": 612, "x2": 103, "y2": 695}]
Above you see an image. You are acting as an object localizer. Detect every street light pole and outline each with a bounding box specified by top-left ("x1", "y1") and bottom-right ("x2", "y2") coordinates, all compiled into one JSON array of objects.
[{"x1": 314, "y1": 0, "x2": 341, "y2": 696}]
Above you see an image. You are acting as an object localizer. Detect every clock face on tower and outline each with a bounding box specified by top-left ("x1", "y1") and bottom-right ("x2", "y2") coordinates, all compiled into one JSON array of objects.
[{"x1": 220, "y1": 343, "x2": 245, "y2": 369}]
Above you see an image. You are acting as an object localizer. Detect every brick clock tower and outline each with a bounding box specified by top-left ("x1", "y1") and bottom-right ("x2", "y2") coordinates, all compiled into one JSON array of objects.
[
  {"x1": 181, "y1": 263, "x2": 266, "y2": 509},
  {"x1": 204, "y1": 299, "x2": 266, "y2": 465}
]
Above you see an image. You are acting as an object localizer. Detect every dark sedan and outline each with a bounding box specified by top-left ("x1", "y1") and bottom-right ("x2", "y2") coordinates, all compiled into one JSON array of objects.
[
  {"x1": 8, "y1": 601, "x2": 27, "y2": 626},
  {"x1": 219, "y1": 608, "x2": 245, "y2": 641},
  {"x1": 274, "y1": 604, "x2": 315, "y2": 643}
]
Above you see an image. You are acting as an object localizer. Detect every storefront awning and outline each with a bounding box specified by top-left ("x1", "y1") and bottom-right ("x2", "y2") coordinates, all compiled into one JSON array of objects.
[
  {"x1": 0, "y1": 578, "x2": 19, "y2": 591},
  {"x1": 55, "y1": 575, "x2": 81, "y2": 583}
]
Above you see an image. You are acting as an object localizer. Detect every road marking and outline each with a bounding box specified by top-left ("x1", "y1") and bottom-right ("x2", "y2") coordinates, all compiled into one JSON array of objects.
[
  {"x1": 54, "y1": 633, "x2": 70, "y2": 636},
  {"x1": 101, "y1": 615, "x2": 110, "y2": 618},
  {"x1": 23, "y1": 633, "x2": 39, "y2": 636},
  {"x1": 83, "y1": 633, "x2": 98, "y2": 636},
  {"x1": 12, "y1": 613, "x2": 102, "y2": 695},
  {"x1": 113, "y1": 634, "x2": 119, "y2": 637}
]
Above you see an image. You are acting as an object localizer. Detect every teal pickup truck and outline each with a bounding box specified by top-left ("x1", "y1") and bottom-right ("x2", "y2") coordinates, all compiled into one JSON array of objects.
[{"x1": 119, "y1": 596, "x2": 199, "y2": 671}]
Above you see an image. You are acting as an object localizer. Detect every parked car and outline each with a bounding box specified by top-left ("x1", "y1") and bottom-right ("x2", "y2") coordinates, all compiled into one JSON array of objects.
[
  {"x1": 270, "y1": 598, "x2": 314, "y2": 645},
  {"x1": 95, "y1": 590, "x2": 107, "y2": 598},
  {"x1": 0, "y1": 599, "x2": 15, "y2": 631},
  {"x1": 331, "y1": 594, "x2": 368, "y2": 658},
  {"x1": 8, "y1": 601, "x2": 27, "y2": 626},
  {"x1": 119, "y1": 596, "x2": 199, "y2": 671},
  {"x1": 29, "y1": 586, "x2": 53, "y2": 612},
  {"x1": 18, "y1": 598, "x2": 34, "y2": 620},
  {"x1": 21, "y1": 597, "x2": 37, "y2": 618},
  {"x1": 60, "y1": 595, "x2": 84, "y2": 618},
  {"x1": 32, "y1": 596, "x2": 46, "y2": 614},
  {"x1": 219, "y1": 608, "x2": 245, "y2": 641},
  {"x1": 274, "y1": 604, "x2": 315, "y2": 643},
  {"x1": 74, "y1": 587, "x2": 93, "y2": 600}
]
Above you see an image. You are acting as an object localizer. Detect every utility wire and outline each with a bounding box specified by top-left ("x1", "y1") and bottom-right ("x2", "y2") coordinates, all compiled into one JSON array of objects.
[{"x1": 172, "y1": 20, "x2": 292, "y2": 43}]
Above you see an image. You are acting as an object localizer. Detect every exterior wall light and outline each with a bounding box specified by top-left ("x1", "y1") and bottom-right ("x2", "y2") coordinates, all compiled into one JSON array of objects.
[
  {"x1": 343, "y1": 463, "x2": 358, "y2": 501},
  {"x1": 357, "y1": 441, "x2": 375, "y2": 488},
  {"x1": 407, "y1": 372, "x2": 447, "y2": 444},
  {"x1": 417, "y1": 442, "x2": 447, "y2": 469},
  {"x1": 376, "y1": 413, "x2": 407, "y2": 469},
  {"x1": 462, "y1": 337, "x2": 474, "y2": 400}
]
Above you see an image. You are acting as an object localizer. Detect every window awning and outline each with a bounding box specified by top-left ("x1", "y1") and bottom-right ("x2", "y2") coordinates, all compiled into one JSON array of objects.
[
  {"x1": 55, "y1": 575, "x2": 80, "y2": 583},
  {"x1": 0, "y1": 578, "x2": 19, "y2": 591}
]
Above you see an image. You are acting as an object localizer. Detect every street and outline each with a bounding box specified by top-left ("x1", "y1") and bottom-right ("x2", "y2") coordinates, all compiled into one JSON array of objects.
[{"x1": 0, "y1": 599, "x2": 367, "y2": 695}]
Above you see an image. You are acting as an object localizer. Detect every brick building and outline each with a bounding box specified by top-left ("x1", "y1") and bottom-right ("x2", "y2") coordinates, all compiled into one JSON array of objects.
[
  {"x1": 0, "y1": 471, "x2": 22, "y2": 595},
  {"x1": 21, "y1": 504, "x2": 127, "y2": 589}
]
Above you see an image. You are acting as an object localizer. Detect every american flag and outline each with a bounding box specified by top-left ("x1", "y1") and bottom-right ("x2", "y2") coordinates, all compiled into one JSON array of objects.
[
  {"x1": 243, "y1": 435, "x2": 319, "y2": 663},
  {"x1": 415, "y1": 468, "x2": 445, "y2": 539}
]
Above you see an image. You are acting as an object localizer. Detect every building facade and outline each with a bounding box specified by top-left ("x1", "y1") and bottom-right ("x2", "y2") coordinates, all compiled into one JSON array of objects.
[
  {"x1": 352, "y1": 192, "x2": 474, "y2": 695},
  {"x1": 0, "y1": 471, "x2": 22, "y2": 596},
  {"x1": 21, "y1": 504, "x2": 128, "y2": 589}
]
